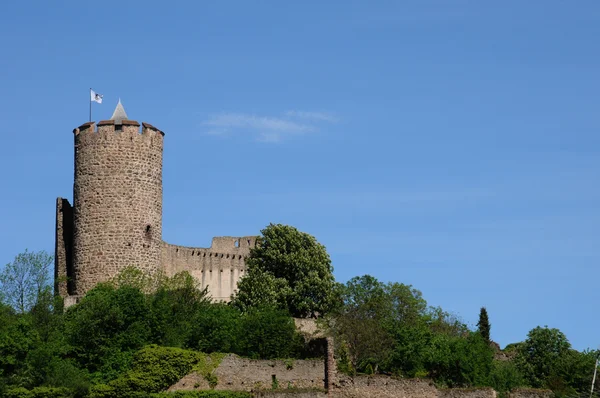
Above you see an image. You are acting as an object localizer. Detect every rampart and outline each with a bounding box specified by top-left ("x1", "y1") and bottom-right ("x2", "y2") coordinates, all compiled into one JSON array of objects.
[{"x1": 161, "y1": 237, "x2": 257, "y2": 301}]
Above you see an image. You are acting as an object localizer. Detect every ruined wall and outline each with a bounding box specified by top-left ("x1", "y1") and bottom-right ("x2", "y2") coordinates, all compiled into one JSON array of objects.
[
  {"x1": 439, "y1": 388, "x2": 496, "y2": 398},
  {"x1": 508, "y1": 388, "x2": 554, "y2": 398},
  {"x1": 254, "y1": 392, "x2": 327, "y2": 398},
  {"x1": 161, "y1": 236, "x2": 257, "y2": 301},
  {"x1": 169, "y1": 354, "x2": 325, "y2": 392},
  {"x1": 332, "y1": 375, "x2": 439, "y2": 398},
  {"x1": 54, "y1": 197, "x2": 73, "y2": 297},
  {"x1": 71, "y1": 121, "x2": 164, "y2": 296}
]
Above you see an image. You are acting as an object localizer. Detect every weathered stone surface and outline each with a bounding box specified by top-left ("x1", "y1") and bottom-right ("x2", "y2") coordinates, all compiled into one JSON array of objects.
[
  {"x1": 70, "y1": 122, "x2": 164, "y2": 295},
  {"x1": 168, "y1": 354, "x2": 325, "y2": 392}
]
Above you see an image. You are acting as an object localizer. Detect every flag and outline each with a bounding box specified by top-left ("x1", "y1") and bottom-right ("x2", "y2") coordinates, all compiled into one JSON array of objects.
[{"x1": 90, "y1": 89, "x2": 103, "y2": 104}]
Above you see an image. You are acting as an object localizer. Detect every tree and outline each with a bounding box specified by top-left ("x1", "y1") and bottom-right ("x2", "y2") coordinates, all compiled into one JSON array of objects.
[
  {"x1": 0, "y1": 250, "x2": 53, "y2": 313},
  {"x1": 477, "y1": 307, "x2": 491, "y2": 344},
  {"x1": 515, "y1": 326, "x2": 572, "y2": 389},
  {"x1": 329, "y1": 275, "x2": 429, "y2": 374},
  {"x1": 233, "y1": 223, "x2": 336, "y2": 318}
]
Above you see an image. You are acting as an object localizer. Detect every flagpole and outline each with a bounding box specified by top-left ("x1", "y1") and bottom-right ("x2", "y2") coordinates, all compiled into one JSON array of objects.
[{"x1": 89, "y1": 88, "x2": 92, "y2": 122}]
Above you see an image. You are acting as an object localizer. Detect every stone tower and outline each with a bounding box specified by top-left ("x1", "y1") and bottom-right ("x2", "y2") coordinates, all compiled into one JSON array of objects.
[{"x1": 55, "y1": 101, "x2": 165, "y2": 299}]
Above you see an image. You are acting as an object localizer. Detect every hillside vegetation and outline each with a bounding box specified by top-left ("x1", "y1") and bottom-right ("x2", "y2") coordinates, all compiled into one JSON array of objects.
[{"x1": 0, "y1": 224, "x2": 597, "y2": 398}]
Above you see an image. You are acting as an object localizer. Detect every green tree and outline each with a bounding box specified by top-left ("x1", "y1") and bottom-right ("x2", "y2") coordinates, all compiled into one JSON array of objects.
[
  {"x1": 236, "y1": 307, "x2": 303, "y2": 359},
  {"x1": 63, "y1": 284, "x2": 153, "y2": 381},
  {"x1": 329, "y1": 275, "x2": 430, "y2": 374},
  {"x1": 0, "y1": 250, "x2": 53, "y2": 313},
  {"x1": 477, "y1": 307, "x2": 491, "y2": 344},
  {"x1": 233, "y1": 223, "x2": 336, "y2": 318},
  {"x1": 515, "y1": 326, "x2": 572, "y2": 390}
]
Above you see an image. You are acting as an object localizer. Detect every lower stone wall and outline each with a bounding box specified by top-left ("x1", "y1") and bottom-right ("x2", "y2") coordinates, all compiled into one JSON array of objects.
[
  {"x1": 254, "y1": 391, "x2": 327, "y2": 398},
  {"x1": 439, "y1": 387, "x2": 497, "y2": 398},
  {"x1": 508, "y1": 388, "x2": 554, "y2": 398},
  {"x1": 169, "y1": 354, "x2": 325, "y2": 392},
  {"x1": 331, "y1": 375, "x2": 439, "y2": 398}
]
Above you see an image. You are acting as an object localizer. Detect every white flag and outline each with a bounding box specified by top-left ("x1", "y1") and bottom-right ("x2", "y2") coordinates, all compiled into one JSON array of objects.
[{"x1": 90, "y1": 89, "x2": 103, "y2": 104}]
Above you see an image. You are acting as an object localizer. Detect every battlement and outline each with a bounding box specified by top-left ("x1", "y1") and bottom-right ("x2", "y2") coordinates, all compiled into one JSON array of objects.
[{"x1": 73, "y1": 120, "x2": 165, "y2": 141}]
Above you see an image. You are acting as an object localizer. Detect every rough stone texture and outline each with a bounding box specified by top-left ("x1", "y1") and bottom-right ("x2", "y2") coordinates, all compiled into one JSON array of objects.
[
  {"x1": 169, "y1": 354, "x2": 325, "y2": 392},
  {"x1": 325, "y1": 337, "x2": 336, "y2": 396},
  {"x1": 70, "y1": 122, "x2": 164, "y2": 295},
  {"x1": 54, "y1": 198, "x2": 73, "y2": 296},
  {"x1": 332, "y1": 375, "x2": 439, "y2": 398},
  {"x1": 254, "y1": 392, "x2": 327, "y2": 398},
  {"x1": 508, "y1": 388, "x2": 554, "y2": 398},
  {"x1": 56, "y1": 118, "x2": 258, "y2": 301},
  {"x1": 161, "y1": 236, "x2": 257, "y2": 302},
  {"x1": 439, "y1": 388, "x2": 496, "y2": 398}
]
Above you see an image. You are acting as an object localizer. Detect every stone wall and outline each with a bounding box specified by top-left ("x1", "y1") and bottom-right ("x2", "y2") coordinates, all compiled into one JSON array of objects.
[
  {"x1": 332, "y1": 375, "x2": 439, "y2": 398},
  {"x1": 169, "y1": 354, "x2": 325, "y2": 392},
  {"x1": 54, "y1": 198, "x2": 73, "y2": 296},
  {"x1": 508, "y1": 388, "x2": 554, "y2": 398},
  {"x1": 439, "y1": 388, "x2": 496, "y2": 398},
  {"x1": 161, "y1": 236, "x2": 257, "y2": 301},
  {"x1": 71, "y1": 121, "x2": 164, "y2": 296},
  {"x1": 254, "y1": 392, "x2": 327, "y2": 398}
]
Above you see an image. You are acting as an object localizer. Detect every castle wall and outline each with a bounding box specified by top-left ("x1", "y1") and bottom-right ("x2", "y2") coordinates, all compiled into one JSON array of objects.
[
  {"x1": 71, "y1": 121, "x2": 164, "y2": 295},
  {"x1": 54, "y1": 197, "x2": 73, "y2": 297},
  {"x1": 161, "y1": 236, "x2": 257, "y2": 301},
  {"x1": 169, "y1": 354, "x2": 325, "y2": 391}
]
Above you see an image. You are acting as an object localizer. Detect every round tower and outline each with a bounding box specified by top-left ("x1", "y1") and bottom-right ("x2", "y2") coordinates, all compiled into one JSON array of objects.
[{"x1": 71, "y1": 101, "x2": 164, "y2": 295}]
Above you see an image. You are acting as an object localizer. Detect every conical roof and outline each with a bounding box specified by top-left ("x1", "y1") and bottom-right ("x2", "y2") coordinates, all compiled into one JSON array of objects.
[{"x1": 110, "y1": 99, "x2": 128, "y2": 124}]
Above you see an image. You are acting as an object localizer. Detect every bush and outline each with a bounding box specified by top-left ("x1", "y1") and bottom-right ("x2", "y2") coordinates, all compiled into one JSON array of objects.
[
  {"x1": 89, "y1": 346, "x2": 224, "y2": 398},
  {"x1": 237, "y1": 307, "x2": 303, "y2": 359},
  {"x1": 5, "y1": 386, "x2": 72, "y2": 398}
]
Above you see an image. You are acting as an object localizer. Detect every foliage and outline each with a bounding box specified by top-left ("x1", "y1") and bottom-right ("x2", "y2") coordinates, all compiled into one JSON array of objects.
[
  {"x1": 89, "y1": 346, "x2": 222, "y2": 398},
  {"x1": 2, "y1": 245, "x2": 599, "y2": 397},
  {"x1": 187, "y1": 304, "x2": 241, "y2": 353},
  {"x1": 63, "y1": 283, "x2": 153, "y2": 381},
  {"x1": 423, "y1": 332, "x2": 494, "y2": 388},
  {"x1": 514, "y1": 326, "x2": 572, "y2": 389},
  {"x1": 4, "y1": 386, "x2": 73, "y2": 398},
  {"x1": 236, "y1": 307, "x2": 304, "y2": 359},
  {"x1": 477, "y1": 307, "x2": 491, "y2": 344},
  {"x1": 233, "y1": 223, "x2": 337, "y2": 318},
  {"x1": 0, "y1": 249, "x2": 53, "y2": 313},
  {"x1": 488, "y1": 360, "x2": 525, "y2": 394}
]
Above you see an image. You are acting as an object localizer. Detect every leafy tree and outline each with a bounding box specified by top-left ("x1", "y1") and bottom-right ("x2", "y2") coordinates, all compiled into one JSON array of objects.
[
  {"x1": 477, "y1": 307, "x2": 491, "y2": 344},
  {"x1": 236, "y1": 307, "x2": 303, "y2": 359},
  {"x1": 488, "y1": 360, "x2": 525, "y2": 394},
  {"x1": 423, "y1": 331, "x2": 493, "y2": 388},
  {"x1": 329, "y1": 275, "x2": 431, "y2": 374},
  {"x1": 63, "y1": 284, "x2": 153, "y2": 381},
  {"x1": 233, "y1": 223, "x2": 336, "y2": 318},
  {"x1": 0, "y1": 250, "x2": 53, "y2": 313},
  {"x1": 515, "y1": 326, "x2": 572, "y2": 389},
  {"x1": 186, "y1": 303, "x2": 241, "y2": 353}
]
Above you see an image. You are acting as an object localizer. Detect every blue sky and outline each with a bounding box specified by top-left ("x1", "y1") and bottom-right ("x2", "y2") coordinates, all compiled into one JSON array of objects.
[{"x1": 0, "y1": 1, "x2": 599, "y2": 351}]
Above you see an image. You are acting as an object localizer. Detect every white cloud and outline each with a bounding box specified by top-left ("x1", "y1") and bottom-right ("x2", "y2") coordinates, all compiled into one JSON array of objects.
[
  {"x1": 202, "y1": 110, "x2": 338, "y2": 143},
  {"x1": 284, "y1": 110, "x2": 339, "y2": 123}
]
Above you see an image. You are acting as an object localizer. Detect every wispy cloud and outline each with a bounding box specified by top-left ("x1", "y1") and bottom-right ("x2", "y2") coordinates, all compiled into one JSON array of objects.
[
  {"x1": 285, "y1": 110, "x2": 339, "y2": 123},
  {"x1": 202, "y1": 110, "x2": 338, "y2": 143}
]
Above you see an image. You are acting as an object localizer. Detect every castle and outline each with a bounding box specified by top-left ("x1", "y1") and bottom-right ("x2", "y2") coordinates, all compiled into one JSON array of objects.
[{"x1": 54, "y1": 101, "x2": 256, "y2": 305}]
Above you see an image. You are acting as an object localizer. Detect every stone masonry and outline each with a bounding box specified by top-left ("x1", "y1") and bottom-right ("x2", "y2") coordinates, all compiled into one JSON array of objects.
[{"x1": 54, "y1": 102, "x2": 257, "y2": 303}]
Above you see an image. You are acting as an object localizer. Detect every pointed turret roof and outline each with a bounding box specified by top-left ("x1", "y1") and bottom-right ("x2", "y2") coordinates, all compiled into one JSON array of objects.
[{"x1": 110, "y1": 99, "x2": 128, "y2": 124}]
